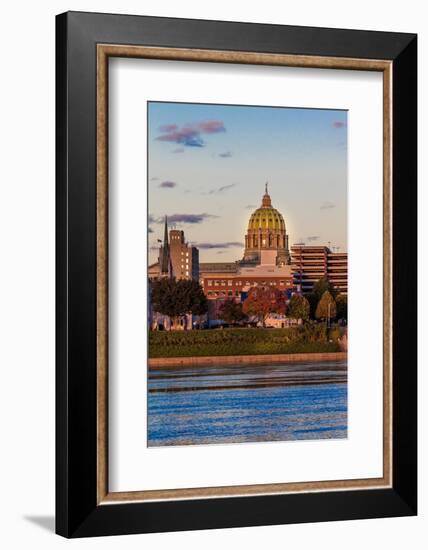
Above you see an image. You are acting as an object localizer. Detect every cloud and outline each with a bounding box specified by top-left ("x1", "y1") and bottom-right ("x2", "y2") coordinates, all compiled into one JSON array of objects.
[
  {"x1": 156, "y1": 120, "x2": 226, "y2": 148},
  {"x1": 198, "y1": 120, "x2": 226, "y2": 133},
  {"x1": 307, "y1": 235, "x2": 319, "y2": 241},
  {"x1": 168, "y1": 213, "x2": 219, "y2": 224},
  {"x1": 207, "y1": 183, "x2": 237, "y2": 195},
  {"x1": 195, "y1": 241, "x2": 244, "y2": 250},
  {"x1": 159, "y1": 180, "x2": 177, "y2": 189},
  {"x1": 246, "y1": 204, "x2": 257, "y2": 210},
  {"x1": 219, "y1": 151, "x2": 232, "y2": 158},
  {"x1": 159, "y1": 124, "x2": 178, "y2": 132},
  {"x1": 333, "y1": 121, "x2": 346, "y2": 128},
  {"x1": 149, "y1": 213, "x2": 219, "y2": 225},
  {"x1": 172, "y1": 148, "x2": 185, "y2": 154},
  {"x1": 320, "y1": 202, "x2": 336, "y2": 210}
]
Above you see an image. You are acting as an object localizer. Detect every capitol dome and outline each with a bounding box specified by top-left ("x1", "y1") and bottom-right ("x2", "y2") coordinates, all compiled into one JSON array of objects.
[
  {"x1": 242, "y1": 184, "x2": 290, "y2": 266},
  {"x1": 248, "y1": 191, "x2": 286, "y2": 231}
]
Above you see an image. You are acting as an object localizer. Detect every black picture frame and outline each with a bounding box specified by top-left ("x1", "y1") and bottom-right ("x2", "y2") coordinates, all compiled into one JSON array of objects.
[{"x1": 56, "y1": 11, "x2": 417, "y2": 538}]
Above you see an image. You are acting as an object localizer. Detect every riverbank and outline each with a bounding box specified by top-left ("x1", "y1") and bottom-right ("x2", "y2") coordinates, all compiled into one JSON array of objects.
[
  {"x1": 149, "y1": 325, "x2": 344, "y2": 358},
  {"x1": 149, "y1": 351, "x2": 347, "y2": 368}
]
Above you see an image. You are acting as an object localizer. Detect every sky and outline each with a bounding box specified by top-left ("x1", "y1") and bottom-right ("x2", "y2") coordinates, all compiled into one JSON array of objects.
[{"x1": 148, "y1": 101, "x2": 347, "y2": 264}]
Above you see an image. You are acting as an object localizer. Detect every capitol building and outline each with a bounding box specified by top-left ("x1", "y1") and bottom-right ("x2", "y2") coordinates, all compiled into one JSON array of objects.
[
  {"x1": 149, "y1": 183, "x2": 347, "y2": 320},
  {"x1": 242, "y1": 183, "x2": 290, "y2": 266},
  {"x1": 199, "y1": 186, "x2": 295, "y2": 310}
]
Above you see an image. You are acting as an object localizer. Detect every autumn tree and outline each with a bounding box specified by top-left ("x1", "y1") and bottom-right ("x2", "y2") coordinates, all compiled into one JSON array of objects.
[
  {"x1": 150, "y1": 278, "x2": 208, "y2": 329},
  {"x1": 312, "y1": 276, "x2": 338, "y2": 300},
  {"x1": 287, "y1": 294, "x2": 310, "y2": 322},
  {"x1": 308, "y1": 277, "x2": 338, "y2": 319},
  {"x1": 315, "y1": 290, "x2": 337, "y2": 322},
  {"x1": 242, "y1": 286, "x2": 287, "y2": 327},
  {"x1": 219, "y1": 299, "x2": 247, "y2": 326}
]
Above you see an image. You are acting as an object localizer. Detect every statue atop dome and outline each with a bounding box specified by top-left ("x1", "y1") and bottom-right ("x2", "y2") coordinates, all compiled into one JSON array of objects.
[
  {"x1": 241, "y1": 184, "x2": 290, "y2": 266},
  {"x1": 261, "y1": 182, "x2": 272, "y2": 207}
]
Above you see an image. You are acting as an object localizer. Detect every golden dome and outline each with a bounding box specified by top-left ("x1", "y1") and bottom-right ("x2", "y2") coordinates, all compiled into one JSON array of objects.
[{"x1": 248, "y1": 184, "x2": 285, "y2": 231}]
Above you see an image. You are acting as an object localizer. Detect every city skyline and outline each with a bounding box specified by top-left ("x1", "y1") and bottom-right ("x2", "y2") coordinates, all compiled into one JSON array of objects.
[{"x1": 148, "y1": 101, "x2": 347, "y2": 264}]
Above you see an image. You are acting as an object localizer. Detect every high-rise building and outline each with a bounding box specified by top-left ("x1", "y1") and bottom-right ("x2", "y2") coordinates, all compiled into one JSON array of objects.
[
  {"x1": 169, "y1": 229, "x2": 199, "y2": 281},
  {"x1": 148, "y1": 218, "x2": 199, "y2": 281},
  {"x1": 291, "y1": 245, "x2": 347, "y2": 295}
]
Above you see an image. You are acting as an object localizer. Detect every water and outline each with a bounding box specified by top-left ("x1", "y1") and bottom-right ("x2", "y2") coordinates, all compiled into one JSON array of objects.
[{"x1": 148, "y1": 360, "x2": 347, "y2": 447}]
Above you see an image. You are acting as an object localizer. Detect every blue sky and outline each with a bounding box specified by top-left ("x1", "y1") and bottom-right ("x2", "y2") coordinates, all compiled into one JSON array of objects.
[{"x1": 148, "y1": 101, "x2": 347, "y2": 264}]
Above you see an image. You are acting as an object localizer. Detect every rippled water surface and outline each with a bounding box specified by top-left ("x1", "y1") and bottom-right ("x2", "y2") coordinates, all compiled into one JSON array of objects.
[{"x1": 148, "y1": 360, "x2": 347, "y2": 447}]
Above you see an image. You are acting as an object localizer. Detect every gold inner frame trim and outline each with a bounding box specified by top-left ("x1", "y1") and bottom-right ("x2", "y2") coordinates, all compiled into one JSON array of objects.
[{"x1": 96, "y1": 43, "x2": 393, "y2": 505}]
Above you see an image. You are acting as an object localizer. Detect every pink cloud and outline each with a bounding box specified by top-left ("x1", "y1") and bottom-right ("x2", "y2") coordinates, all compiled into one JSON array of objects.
[
  {"x1": 158, "y1": 124, "x2": 178, "y2": 132},
  {"x1": 196, "y1": 120, "x2": 225, "y2": 133},
  {"x1": 156, "y1": 120, "x2": 226, "y2": 147}
]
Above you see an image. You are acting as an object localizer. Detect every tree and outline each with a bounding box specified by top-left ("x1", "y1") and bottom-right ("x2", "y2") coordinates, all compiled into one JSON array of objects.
[
  {"x1": 150, "y1": 278, "x2": 208, "y2": 329},
  {"x1": 308, "y1": 277, "x2": 338, "y2": 319},
  {"x1": 336, "y1": 294, "x2": 347, "y2": 321},
  {"x1": 242, "y1": 286, "x2": 287, "y2": 327},
  {"x1": 312, "y1": 276, "x2": 338, "y2": 300},
  {"x1": 219, "y1": 299, "x2": 247, "y2": 326},
  {"x1": 315, "y1": 290, "x2": 337, "y2": 323},
  {"x1": 287, "y1": 294, "x2": 310, "y2": 322},
  {"x1": 184, "y1": 280, "x2": 209, "y2": 316}
]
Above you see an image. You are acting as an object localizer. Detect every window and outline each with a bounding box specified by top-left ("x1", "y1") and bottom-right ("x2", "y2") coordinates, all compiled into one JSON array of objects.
[
  {"x1": 228, "y1": 280, "x2": 233, "y2": 286},
  {"x1": 228, "y1": 291, "x2": 233, "y2": 296}
]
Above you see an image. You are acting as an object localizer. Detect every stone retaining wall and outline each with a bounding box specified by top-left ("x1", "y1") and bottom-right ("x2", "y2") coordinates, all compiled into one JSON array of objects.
[{"x1": 149, "y1": 352, "x2": 347, "y2": 368}]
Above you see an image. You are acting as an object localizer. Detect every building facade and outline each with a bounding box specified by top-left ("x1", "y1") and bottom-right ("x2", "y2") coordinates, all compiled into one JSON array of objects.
[
  {"x1": 200, "y1": 263, "x2": 294, "y2": 301},
  {"x1": 148, "y1": 217, "x2": 199, "y2": 281},
  {"x1": 290, "y1": 244, "x2": 348, "y2": 295}
]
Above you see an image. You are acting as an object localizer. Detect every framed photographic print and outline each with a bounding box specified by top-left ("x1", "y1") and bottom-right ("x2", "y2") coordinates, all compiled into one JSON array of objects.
[{"x1": 56, "y1": 11, "x2": 417, "y2": 537}]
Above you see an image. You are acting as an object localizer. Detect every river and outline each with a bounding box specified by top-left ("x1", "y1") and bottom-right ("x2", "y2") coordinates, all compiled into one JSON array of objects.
[{"x1": 148, "y1": 359, "x2": 347, "y2": 447}]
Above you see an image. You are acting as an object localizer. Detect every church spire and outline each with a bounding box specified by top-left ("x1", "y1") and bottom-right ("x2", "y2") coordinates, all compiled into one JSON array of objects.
[
  {"x1": 163, "y1": 216, "x2": 168, "y2": 246},
  {"x1": 160, "y1": 216, "x2": 170, "y2": 274}
]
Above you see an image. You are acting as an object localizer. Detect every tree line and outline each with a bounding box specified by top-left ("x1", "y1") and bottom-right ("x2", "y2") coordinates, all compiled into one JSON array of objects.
[{"x1": 150, "y1": 276, "x2": 347, "y2": 329}]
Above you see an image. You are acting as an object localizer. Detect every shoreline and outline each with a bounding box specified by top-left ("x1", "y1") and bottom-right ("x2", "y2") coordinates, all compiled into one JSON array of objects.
[{"x1": 149, "y1": 351, "x2": 347, "y2": 368}]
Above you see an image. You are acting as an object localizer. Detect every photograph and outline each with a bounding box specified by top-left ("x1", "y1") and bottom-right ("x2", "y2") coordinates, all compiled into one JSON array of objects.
[{"x1": 147, "y1": 101, "x2": 349, "y2": 447}]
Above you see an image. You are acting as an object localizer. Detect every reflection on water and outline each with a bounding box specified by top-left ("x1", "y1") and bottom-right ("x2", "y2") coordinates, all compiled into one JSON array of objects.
[{"x1": 148, "y1": 360, "x2": 347, "y2": 447}]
